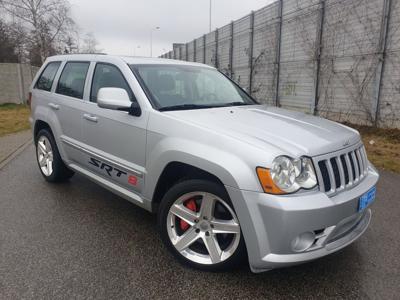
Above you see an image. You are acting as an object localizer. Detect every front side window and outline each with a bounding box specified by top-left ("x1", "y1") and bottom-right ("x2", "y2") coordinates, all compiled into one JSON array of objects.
[
  {"x1": 56, "y1": 62, "x2": 90, "y2": 99},
  {"x1": 35, "y1": 62, "x2": 61, "y2": 91},
  {"x1": 130, "y1": 64, "x2": 255, "y2": 111},
  {"x1": 91, "y1": 63, "x2": 133, "y2": 102}
]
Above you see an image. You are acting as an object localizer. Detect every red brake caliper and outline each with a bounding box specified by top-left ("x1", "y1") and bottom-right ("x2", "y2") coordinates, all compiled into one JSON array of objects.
[{"x1": 180, "y1": 199, "x2": 197, "y2": 231}]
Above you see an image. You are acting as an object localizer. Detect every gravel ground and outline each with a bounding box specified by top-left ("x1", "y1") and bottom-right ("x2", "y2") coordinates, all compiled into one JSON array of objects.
[{"x1": 0, "y1": 145, "x2": 399, "y2": 299}]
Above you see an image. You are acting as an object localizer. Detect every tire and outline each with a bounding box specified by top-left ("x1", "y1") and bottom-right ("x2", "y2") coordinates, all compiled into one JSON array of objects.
[
  {"x1": 158, "y1": 179, "x2": 246, "y2": 271},
  {"x1": 35, "y1": 129, "x2": 74, "y2": 182}
]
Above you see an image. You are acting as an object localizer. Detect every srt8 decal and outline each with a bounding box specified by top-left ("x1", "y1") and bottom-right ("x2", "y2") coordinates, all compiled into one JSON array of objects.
[
  {"x1": 89, "y1": 157, "x2": 127, "y2": 178},
  {"x1": 88, "y1": 157, "x2": 139, "y2": 186}
]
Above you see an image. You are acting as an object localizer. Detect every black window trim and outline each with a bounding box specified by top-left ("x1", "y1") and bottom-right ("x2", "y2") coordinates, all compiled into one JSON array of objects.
[
  {"x1": 34, "y1": 61, "x2": 62, "y2": 92},
  {"x1": 55, "y1": 60, "x2": 91, "y2": 100},
  {"x1": 90, "y1": 62, "x2": 138, "y2": 104}
]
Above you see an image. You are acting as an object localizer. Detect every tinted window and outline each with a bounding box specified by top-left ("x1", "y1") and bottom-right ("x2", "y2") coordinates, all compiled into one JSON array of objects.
[
  {"x1": 56, "y1": 62, "x2": 90, "y2": 99},
  {"x1": 90, "y1": 63, "x2": 133, "y2": 102},
  {"x1": 131, "y1": 64, "x2": 254, "y2": 110},
  {"x1": 35, "y1": 62, "x2": 60, "y2": 91}
]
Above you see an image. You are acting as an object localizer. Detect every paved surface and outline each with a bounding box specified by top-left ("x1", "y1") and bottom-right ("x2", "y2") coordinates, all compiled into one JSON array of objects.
[
  {"x1": 0, "y1": 145, "x2": 399, "y2": 299},
  {"x1": 0, "y1": 130, "x2": 32, "y2": 163}
]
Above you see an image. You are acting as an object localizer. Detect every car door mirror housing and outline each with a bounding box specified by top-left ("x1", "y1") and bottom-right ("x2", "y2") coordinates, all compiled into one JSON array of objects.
[{"x1": 97, "y1": 87, "x2": 141, "y2": 116}]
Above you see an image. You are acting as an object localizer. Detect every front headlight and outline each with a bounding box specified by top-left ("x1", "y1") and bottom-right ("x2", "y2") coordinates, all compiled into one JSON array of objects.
[{"x1": 256, "y1": 156, "x2": 317, "y2": 194}]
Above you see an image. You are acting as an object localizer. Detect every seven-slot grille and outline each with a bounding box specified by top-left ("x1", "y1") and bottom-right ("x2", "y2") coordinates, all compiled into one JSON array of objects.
[{"x1": 314, "y1": 143, "x2": 369, "y2": 197}]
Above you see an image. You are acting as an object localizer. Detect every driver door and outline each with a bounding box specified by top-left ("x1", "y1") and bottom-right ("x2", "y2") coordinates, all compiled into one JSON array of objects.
[{"x1": 81, "y1": 62, "x2": 148, "y2": 195}]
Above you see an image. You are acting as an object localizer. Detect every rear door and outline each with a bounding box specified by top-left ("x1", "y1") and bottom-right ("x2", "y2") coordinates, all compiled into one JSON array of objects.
[
  {"x1": 81, "y1": 62, "x2": 148, "y2": 195},
  {"x1": 32, "y1": 61, "x2": 61, "y2": 124},
  {"x1": 51, "y1": 61, "x2": 91, "y2": 165}
]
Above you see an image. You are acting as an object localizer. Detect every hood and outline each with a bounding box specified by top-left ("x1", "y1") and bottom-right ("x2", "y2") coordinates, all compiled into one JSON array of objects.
[{"x1": 166, "y1": 105, "x2": 361, "y2": 157}]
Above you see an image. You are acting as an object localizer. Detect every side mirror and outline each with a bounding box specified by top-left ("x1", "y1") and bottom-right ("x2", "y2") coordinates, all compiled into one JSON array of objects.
[{"x1": 97, "y1": 87, "x2": 141, "y2": 116}]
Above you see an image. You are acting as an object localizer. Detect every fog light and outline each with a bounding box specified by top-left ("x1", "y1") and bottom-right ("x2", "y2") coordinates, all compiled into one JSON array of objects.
[{"x1": 291, "y1": 232, "x2": 316, "y2": 252}]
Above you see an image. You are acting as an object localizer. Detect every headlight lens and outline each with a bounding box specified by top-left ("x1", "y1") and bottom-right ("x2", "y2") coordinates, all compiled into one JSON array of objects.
[
  {"x1": 257, "y1": 156, "x2": 318, "y2": 194},
  {"x1": 270, "y1": 156, "x2": 297, "y2": 191},
  {"x1": 295, "y1": 157, "x2": 318, "y2": 189}
]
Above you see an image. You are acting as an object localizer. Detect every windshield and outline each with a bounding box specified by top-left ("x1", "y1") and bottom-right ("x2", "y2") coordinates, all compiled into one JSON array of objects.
[{"x1": 130, "y1": 64, "x2": 256, "y2": 111}]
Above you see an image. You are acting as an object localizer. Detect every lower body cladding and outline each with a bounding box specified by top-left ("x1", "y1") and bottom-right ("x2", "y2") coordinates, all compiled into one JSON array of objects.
[{"x1": 226, "y1": 166, "x2": 379, "y2": 273}]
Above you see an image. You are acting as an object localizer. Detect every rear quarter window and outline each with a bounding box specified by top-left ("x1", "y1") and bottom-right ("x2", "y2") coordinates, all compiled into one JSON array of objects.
[
  {"x1": 56, "y1": 62, "x2": 90, "y2": 99},
  {"x1": 35, "y1": 62, "x2": 61, "y2": 91}
]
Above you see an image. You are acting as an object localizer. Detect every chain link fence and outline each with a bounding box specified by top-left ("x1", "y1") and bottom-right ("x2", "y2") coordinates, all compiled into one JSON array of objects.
[{"x1": 161, "y1": 0, "x2": 400, "y2": 128}]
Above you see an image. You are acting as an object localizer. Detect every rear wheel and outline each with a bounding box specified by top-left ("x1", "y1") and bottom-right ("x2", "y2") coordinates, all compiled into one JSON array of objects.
[
  {"x1": 158, "y1": 179, "x2": 246, "y2": 271},
  {"x1": 35, "y1": 129, "x2": 74, "y2": 182}
]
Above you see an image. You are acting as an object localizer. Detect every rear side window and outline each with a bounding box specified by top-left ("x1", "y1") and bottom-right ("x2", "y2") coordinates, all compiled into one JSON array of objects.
[
  {"x1": 56, "y1": 62, "x2": 90, "y2": 99},
  {"x1": 90, "y1": 63, "x2": 133, "y2": 102},
  {"x1": 35, "y1": 62, "x2": 61, "y2": 91}
]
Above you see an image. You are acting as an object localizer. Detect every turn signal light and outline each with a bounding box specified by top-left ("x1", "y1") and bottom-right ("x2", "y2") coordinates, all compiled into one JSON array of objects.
[{"x1": 256, "y1": 167, "x2": 285, "y2": 194}]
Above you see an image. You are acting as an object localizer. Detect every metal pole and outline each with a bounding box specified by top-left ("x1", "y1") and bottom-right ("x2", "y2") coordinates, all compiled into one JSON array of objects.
[
  {"x1": 314, "y1": 0, "x2": 326, "y2": 115},
  {"x1": 186, "y1": 43, "x2": 189, "y2": 61},
  {"x1": 248, "y1": 11, "x2": 255, "y2": 95},
  {"x1": 375, "y1": 0, "x2": 392, "y2": 126},
  {"x1": 150, "y1": 31, "x2": 153, "y2": 57},
  {"x1": 209, "y1": 0, "x2": 212, "y2": 32},
  {"x1": 274, "y1": 0, "x2": 283, "y2": 107},
  {"x1": 215, "y1": 28, "x2": 219, "y2": 68},
  {"x1": 203, "y1": 34, "x2": 207, "y2": 64},
  {"x1": 150, "y1": 27, "x2": 160, "y2": 57},
  {"x1": 229, "y1": 21, "x2": 234, "y2": 78}
]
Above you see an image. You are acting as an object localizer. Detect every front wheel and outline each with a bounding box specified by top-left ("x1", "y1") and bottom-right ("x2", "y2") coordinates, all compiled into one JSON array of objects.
[{"x1": 158, "y1": 179, "x2": 246, "y2": 271}]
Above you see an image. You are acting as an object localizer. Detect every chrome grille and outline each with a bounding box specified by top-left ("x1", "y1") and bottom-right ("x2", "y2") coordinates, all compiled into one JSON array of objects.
[{"x1": 314, "y1": 143, "x2": 369, "y2": 197}]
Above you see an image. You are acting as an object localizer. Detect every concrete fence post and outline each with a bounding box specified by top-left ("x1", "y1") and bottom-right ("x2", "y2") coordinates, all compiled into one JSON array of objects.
[
  {"x1": 203, "y1": 34, "x2": 207, "y2": 64},
  {"x1": 193, "y1": 39, "x2": 197, "y2": 62},
  {"x1": 375, "y1": 0, "x2": 392, "y2": 126},
  {"x1": 314, "y1": 0, "x2": 326, "y2": 115},
  {"x1": 16, "y1": 64, "x2": 25, "y2": 104},
  {"x1": 248, "y1": 11, "x2": 255, "y2": 95},
  {"x1": 229, "y1": 21, "x2": 234, "y2": 78},
  {"x1": 274, "y1": 0, "x2": 283, "y2": 107}
]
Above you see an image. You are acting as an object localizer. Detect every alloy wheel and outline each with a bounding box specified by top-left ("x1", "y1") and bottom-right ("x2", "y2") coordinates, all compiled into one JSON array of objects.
[
  {"x1": 37, "y1": 136, "x2": 54, "y2": 176},
  {"x1": 166, "y1": 191, "x2": 241, "y2": 265}
]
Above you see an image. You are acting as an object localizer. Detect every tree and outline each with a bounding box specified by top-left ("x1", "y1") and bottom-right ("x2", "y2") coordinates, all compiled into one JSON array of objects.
[
  {"x1": 80, "y1": 32, "x2": 102, "y2": 54},
  {"x1": 0, "y1": 0, "x2": 76, "y2": 65},
  {"x1": 0, "y1": 20, "x2": 19, "y2": 63}
]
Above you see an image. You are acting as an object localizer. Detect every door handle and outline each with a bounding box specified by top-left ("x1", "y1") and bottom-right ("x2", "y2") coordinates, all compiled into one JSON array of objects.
[
  {"x1": 83, "y1": 113, "x2": 98, "y2": 123},
  {"x1": 48, "y1": 103, "x2": 59, "y2": 110}
]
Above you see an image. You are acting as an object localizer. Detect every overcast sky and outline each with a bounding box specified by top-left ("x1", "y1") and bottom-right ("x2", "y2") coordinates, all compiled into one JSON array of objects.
[{"x1": 69, "y1": 0, "x2": 274, "y2": 57}]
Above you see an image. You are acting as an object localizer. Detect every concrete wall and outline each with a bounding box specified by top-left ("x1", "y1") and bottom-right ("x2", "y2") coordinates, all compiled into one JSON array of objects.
[
  {"x1": 161, "y1": 0, "x2": 400, "y2": 128},
  {"x1": 0, "y1": 63, "x2": 40, "y2": 105}
]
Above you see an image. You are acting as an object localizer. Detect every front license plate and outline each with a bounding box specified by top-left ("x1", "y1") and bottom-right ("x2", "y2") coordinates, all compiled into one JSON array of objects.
[{"x1": 358, "y1": 186, "x2": 376, "y2": 212}]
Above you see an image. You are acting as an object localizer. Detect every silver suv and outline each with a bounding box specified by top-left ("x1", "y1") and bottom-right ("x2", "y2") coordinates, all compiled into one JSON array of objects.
[{"x1": 29, "y1": 54, "x2": 379, "y2": 273}]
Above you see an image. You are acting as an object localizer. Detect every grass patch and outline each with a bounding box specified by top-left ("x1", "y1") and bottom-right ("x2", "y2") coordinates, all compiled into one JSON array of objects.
[
  {"x1": 0, "y1": 103, "x2": 31, "y2": 137},
  {"x1": 349, "y1": 124, "x2": 400, "y2": 173}
]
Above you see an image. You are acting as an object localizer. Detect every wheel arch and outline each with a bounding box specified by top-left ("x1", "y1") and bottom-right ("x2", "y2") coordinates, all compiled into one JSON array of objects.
[
  {"x1": 34, "y1": 119, "x2": 53, "y2": 142},
  {"x1": 151, "y1": 161, "x2": 227, "y2": 213}
]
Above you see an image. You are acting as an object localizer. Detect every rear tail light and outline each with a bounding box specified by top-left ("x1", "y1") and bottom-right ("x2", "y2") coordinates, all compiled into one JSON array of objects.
[{"x1": 27, "y1": 92, "x2": 32, "y2": 109}]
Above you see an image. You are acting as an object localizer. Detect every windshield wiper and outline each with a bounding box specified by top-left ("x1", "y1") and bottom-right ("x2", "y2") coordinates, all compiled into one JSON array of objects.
[
  {"x1": 159, "y1": 104, "x2": 215, "y2": 112},
  {"x1": 221, "y1": 101, "x2": 251, "y2": 106}
]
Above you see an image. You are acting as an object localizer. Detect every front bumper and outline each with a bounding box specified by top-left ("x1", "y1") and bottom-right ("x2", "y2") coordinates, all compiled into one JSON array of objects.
[{"x1": 226, "y1": 165, "x2": 379, "y2": 273}]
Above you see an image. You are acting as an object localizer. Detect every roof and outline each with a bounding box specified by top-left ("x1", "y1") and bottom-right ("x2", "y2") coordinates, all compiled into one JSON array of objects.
[{"x1": 46, "y1": 54, "x2": 214, "y2": 68}]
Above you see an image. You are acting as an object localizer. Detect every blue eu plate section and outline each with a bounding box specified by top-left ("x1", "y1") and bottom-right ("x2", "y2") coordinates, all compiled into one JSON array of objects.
[{"x1": 358, "y1": 186, "x2": 376, "y2": 212}]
